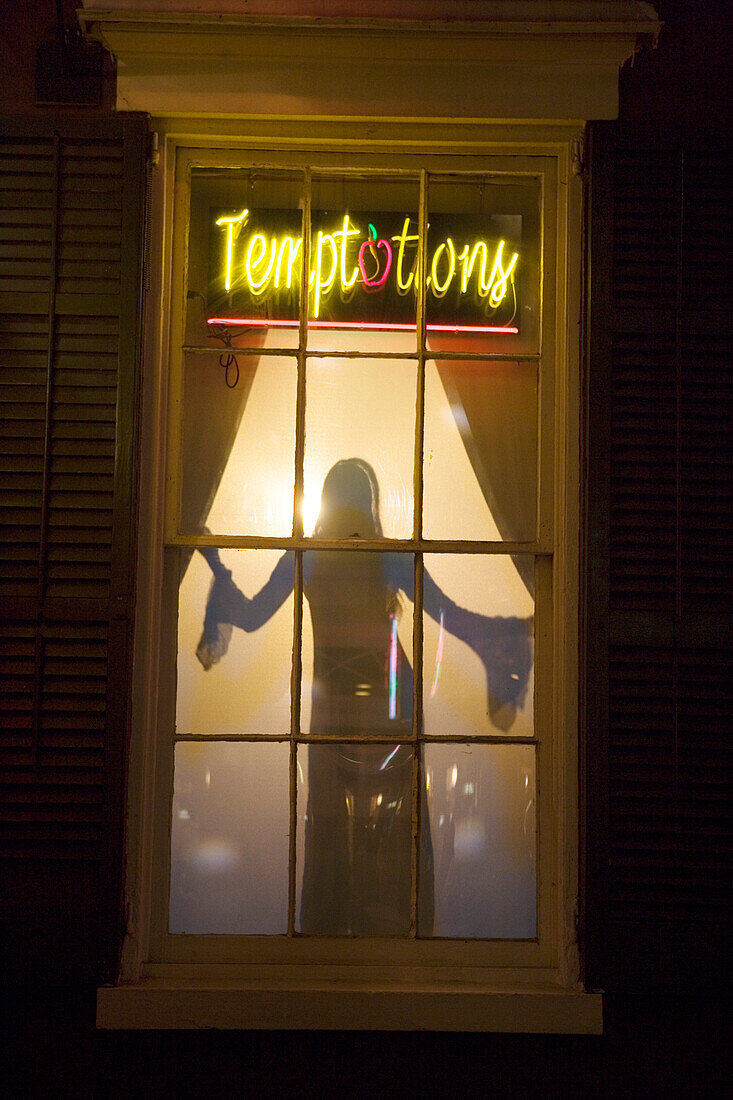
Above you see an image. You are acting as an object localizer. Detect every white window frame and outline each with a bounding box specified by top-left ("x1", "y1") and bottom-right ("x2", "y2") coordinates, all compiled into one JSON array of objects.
[{"x1": 96, "y1": 116, "x2": 598, "y2": 1032}]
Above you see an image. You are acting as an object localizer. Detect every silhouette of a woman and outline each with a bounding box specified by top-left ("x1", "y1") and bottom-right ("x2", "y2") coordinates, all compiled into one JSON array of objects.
[{"x1": 196, "y1": 458, "x2": 532, "y2": 935}]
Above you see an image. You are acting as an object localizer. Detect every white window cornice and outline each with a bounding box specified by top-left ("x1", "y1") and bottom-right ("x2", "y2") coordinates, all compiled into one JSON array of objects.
[{"x1": 79, "y1": 4, "x2": 660, "y2": 120}]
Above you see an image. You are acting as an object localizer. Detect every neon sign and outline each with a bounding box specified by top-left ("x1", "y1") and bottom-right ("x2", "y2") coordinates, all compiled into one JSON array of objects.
[{"x1": 209, "y1": 209, "x2": 522, "y2": 333}]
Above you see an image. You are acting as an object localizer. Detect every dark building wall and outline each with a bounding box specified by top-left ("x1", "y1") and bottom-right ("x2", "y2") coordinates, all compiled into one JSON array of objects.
[
  {"x1": 2, "y1": 2, "x2": 731, "y2": 1095},
  {"x1": 0, "y1": 0, "x2": 117, "y2": 115},
  {"x1": 581, "y1": 0, "x2": 731, "y2": 1000}
]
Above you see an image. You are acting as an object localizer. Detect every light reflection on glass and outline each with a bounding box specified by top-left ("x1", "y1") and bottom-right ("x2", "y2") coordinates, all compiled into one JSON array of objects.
[
  {"x1": 169, "y1": 741, "x2": 290, "y2": 934},
  {"x1": 420, "y1": 743, "x2": 536, "y2": 939}
]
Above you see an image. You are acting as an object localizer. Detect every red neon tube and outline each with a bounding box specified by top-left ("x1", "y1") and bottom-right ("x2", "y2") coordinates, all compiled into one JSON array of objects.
[{"x1": 206, "y1": 317, "x2": 518, "y2": 334}]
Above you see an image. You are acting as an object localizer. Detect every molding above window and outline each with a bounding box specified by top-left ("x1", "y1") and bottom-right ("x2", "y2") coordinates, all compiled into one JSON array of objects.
[{"x1": 79, "y1": 5, "x2": 660, "y2": 120}]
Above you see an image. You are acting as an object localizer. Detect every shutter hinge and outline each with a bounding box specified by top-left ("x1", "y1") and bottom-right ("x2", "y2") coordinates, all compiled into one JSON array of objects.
[{"x1": 572, "y1": 136, "x2": 586, "y2": 177}]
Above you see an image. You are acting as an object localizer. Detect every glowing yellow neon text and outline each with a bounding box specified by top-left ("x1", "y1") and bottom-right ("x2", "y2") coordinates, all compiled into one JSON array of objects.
[
  {"x1": 431, "y1": 238, "x2": 456, "y2": 296},
  {"x1": 312, "y1": 231, "x2": 339, "y2": 319},
  {"x1": 391, "y1": 217, "x2": 419, "y2": 292},
  {"x1": 488, "y1": 241, "x2": 518, "y2": 306},
  {"x1": 333, "y1": 215, "x2": 361, "y2": 290},
  {"x1": 245, "y1": 234, "x2": 276, "y2": 291},
  {"x1": 457, "y1": 238, "x2": 519, "y2": 303},
  {"x1": 215, "y1": 213, "x2": 519, "y2": 310},
  {"x1": 215, "y1": 208, "x2": 249, "y2": 292},
  {"x1": 274, "y1": 236, "x2": 302, "y2": 289},
  {"x1": 458, "y1": 241, "x2": 486, "y2": 294}
]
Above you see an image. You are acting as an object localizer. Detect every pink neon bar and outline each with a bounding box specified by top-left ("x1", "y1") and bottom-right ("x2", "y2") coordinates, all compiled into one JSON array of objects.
[{"x1": 207, "y1": 317, "x2": 519, "y2": 335}]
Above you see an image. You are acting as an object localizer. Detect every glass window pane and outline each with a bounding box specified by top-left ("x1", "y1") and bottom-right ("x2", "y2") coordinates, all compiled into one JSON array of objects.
[
  {"x1": 296, "y1": 743, "x2": 413, "y2": 934},
  {"x1": 303, "y1": 359, "x2": 416, "y2": 539},
  {"x1": 420, "y1": 743, "x2": 536, "y2": 939},
  {"x1": 169, "y1": 741, "x2": 290, "y2": 934},
  {"x1": 300, "y1": 550, "x2": 414, "y2": 737},
  {"x1": 425, "y1": 175, "x2": 540, "y2": 355},
  {"x1": 180, "y1": 355, "x2": 297, "y2": 537},
  {"x1": 423, "y1": 554, "x2": 534, "y2": 737},
  {"x1": 423, "y1": 359, "x2": 537, "y2": 542},
  {"x1": 307, "y1": 175, "x2": 419, "y2": 354},
  {"x1": 189, "y1": 168, "x2": 303, "y2": 350},
  {"x1": 177, "y1": 549, "x2": 294, "y2": 736}
]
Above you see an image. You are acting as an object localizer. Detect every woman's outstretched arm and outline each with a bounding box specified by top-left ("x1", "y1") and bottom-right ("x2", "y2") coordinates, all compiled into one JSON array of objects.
[
  {"x1": 424, "y1": 568, "x2": 533, "y2": 729},
  {"x1": 385, "y1": 554, "x2": 533, "y2": 729},
  {"x1": 386, "y1": 553, "x2": 521, "y2": 636},
  {"x1": 196, "y1": 550, "x2": 295, "y2": 668}
]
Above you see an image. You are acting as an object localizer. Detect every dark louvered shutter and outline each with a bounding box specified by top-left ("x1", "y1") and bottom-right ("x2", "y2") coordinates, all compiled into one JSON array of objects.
[
  {"x1": 583, "y1": 123, "x2": 732, "y2": 990},
  {"x1": 0, "y1": 115, "x2": 148, "y2": 983}
]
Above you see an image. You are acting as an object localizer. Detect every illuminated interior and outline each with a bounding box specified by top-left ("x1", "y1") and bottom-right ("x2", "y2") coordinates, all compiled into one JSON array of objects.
[
  {"x1": 172, "y1": 325, "x2": 535, "y2": 936},
  {"x1": 169, "y1": 167, "x2": 539, "y2": 938}
]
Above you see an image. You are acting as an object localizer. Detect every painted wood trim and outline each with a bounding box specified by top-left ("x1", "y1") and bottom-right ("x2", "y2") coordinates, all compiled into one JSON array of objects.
[
  {"x1": 79, "y1": 10, "x2": 659, "y2": 120},
  {"x1": 97, "y1": 981, "x2": 603, "y2": 1032}
]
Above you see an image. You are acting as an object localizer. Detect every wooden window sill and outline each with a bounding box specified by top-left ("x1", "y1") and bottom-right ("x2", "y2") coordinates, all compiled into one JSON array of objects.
[{"x1": 97, "y1": 980, "x2": 602, "y2": 1032}]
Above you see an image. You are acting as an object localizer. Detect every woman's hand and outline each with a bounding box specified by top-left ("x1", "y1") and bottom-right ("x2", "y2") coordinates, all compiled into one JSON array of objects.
[
  {"x1": 196, "y1": 570, "x2": 242, "y2": 669},
  {"x1": 472, "y1": 616, "x2": 533, "y2": 731}
]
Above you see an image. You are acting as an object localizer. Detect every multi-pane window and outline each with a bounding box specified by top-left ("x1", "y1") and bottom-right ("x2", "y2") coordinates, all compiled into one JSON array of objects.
[{"x1": 156, "y1": 154, "x2": 559, "y2": 957}]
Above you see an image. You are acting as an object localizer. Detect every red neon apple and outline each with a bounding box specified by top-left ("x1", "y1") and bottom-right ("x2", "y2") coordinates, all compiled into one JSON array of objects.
[{"x1": 358, "y1": 224, "x2": 393, "y2": 290}]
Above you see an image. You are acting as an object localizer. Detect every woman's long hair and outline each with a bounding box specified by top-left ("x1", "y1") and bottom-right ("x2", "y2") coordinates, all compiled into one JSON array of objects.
[
  {"x1": 313, "y1": 458, "x2": 383, "y2": 538},
  {"x1": 312, "y1": 458, "x2": 401, "y2": 617}
]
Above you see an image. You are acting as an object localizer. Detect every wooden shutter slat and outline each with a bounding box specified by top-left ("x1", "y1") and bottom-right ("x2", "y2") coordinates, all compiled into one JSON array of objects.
[
  {"x1": 50, "y1": 419, "x2": 115, "y2": 438},
  {"x1": 0, "y1": 191, "x2": 55, "y2": 209},
  {"x1": 58, "y1": 210, "x2": 122, "y2": 229}
]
